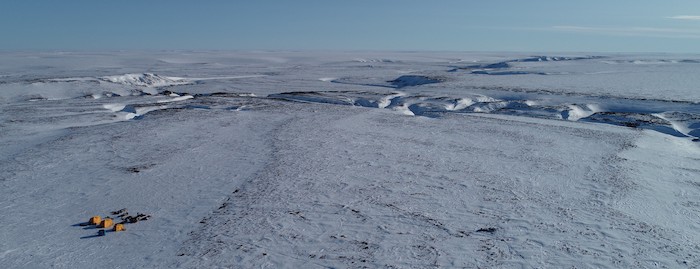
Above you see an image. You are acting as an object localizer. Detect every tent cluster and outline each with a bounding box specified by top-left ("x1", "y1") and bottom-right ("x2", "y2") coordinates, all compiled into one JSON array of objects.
[{"x1": 81, "y1": 208, "x2": 151, "y2": 237}]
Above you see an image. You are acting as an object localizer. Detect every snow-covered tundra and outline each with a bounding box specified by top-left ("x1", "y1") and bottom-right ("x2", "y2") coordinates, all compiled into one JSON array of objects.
[{"x1": 0, "y1": 51, "x2": 698, "y2": 268}]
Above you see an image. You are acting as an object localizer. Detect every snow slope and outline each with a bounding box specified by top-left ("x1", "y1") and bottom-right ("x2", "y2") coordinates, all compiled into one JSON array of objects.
[{"x1": 0, "y1": 51, "x2": 699, "y2": 268}]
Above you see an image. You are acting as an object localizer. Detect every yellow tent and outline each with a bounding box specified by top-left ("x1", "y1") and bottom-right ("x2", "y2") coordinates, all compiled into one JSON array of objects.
[
  {"x1": 99, "y1": 218, "x2": 113, "y2": 228},
  {"x1": 89, "y1": 216, "x2": 101, "y2": 225}
]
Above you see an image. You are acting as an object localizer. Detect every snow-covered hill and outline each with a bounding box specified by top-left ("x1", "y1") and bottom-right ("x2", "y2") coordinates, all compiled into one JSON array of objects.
[{"x1": 99, "y1": 73, "x2": 191, "y2": 87}]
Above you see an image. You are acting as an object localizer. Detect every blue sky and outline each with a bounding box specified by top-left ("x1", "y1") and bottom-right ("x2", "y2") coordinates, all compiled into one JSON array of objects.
[{"x1": 1, "y1": 0, "x2": 699, "y2": 52}]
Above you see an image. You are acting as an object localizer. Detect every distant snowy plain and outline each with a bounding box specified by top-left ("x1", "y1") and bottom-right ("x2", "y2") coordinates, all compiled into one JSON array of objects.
[{"x1": 0, "y1": 51, "x2": 699, "y2": 268}]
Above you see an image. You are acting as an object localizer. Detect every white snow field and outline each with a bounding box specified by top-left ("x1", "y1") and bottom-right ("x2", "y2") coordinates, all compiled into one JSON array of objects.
[{"x1": 0, "y1": 51, "x2": 699, "y2": 268}]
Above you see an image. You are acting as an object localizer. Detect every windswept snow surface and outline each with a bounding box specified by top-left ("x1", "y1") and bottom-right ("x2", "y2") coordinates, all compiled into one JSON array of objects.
[{"x1": 1, "y1": 51, "x2": 699, "y2": 268}]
